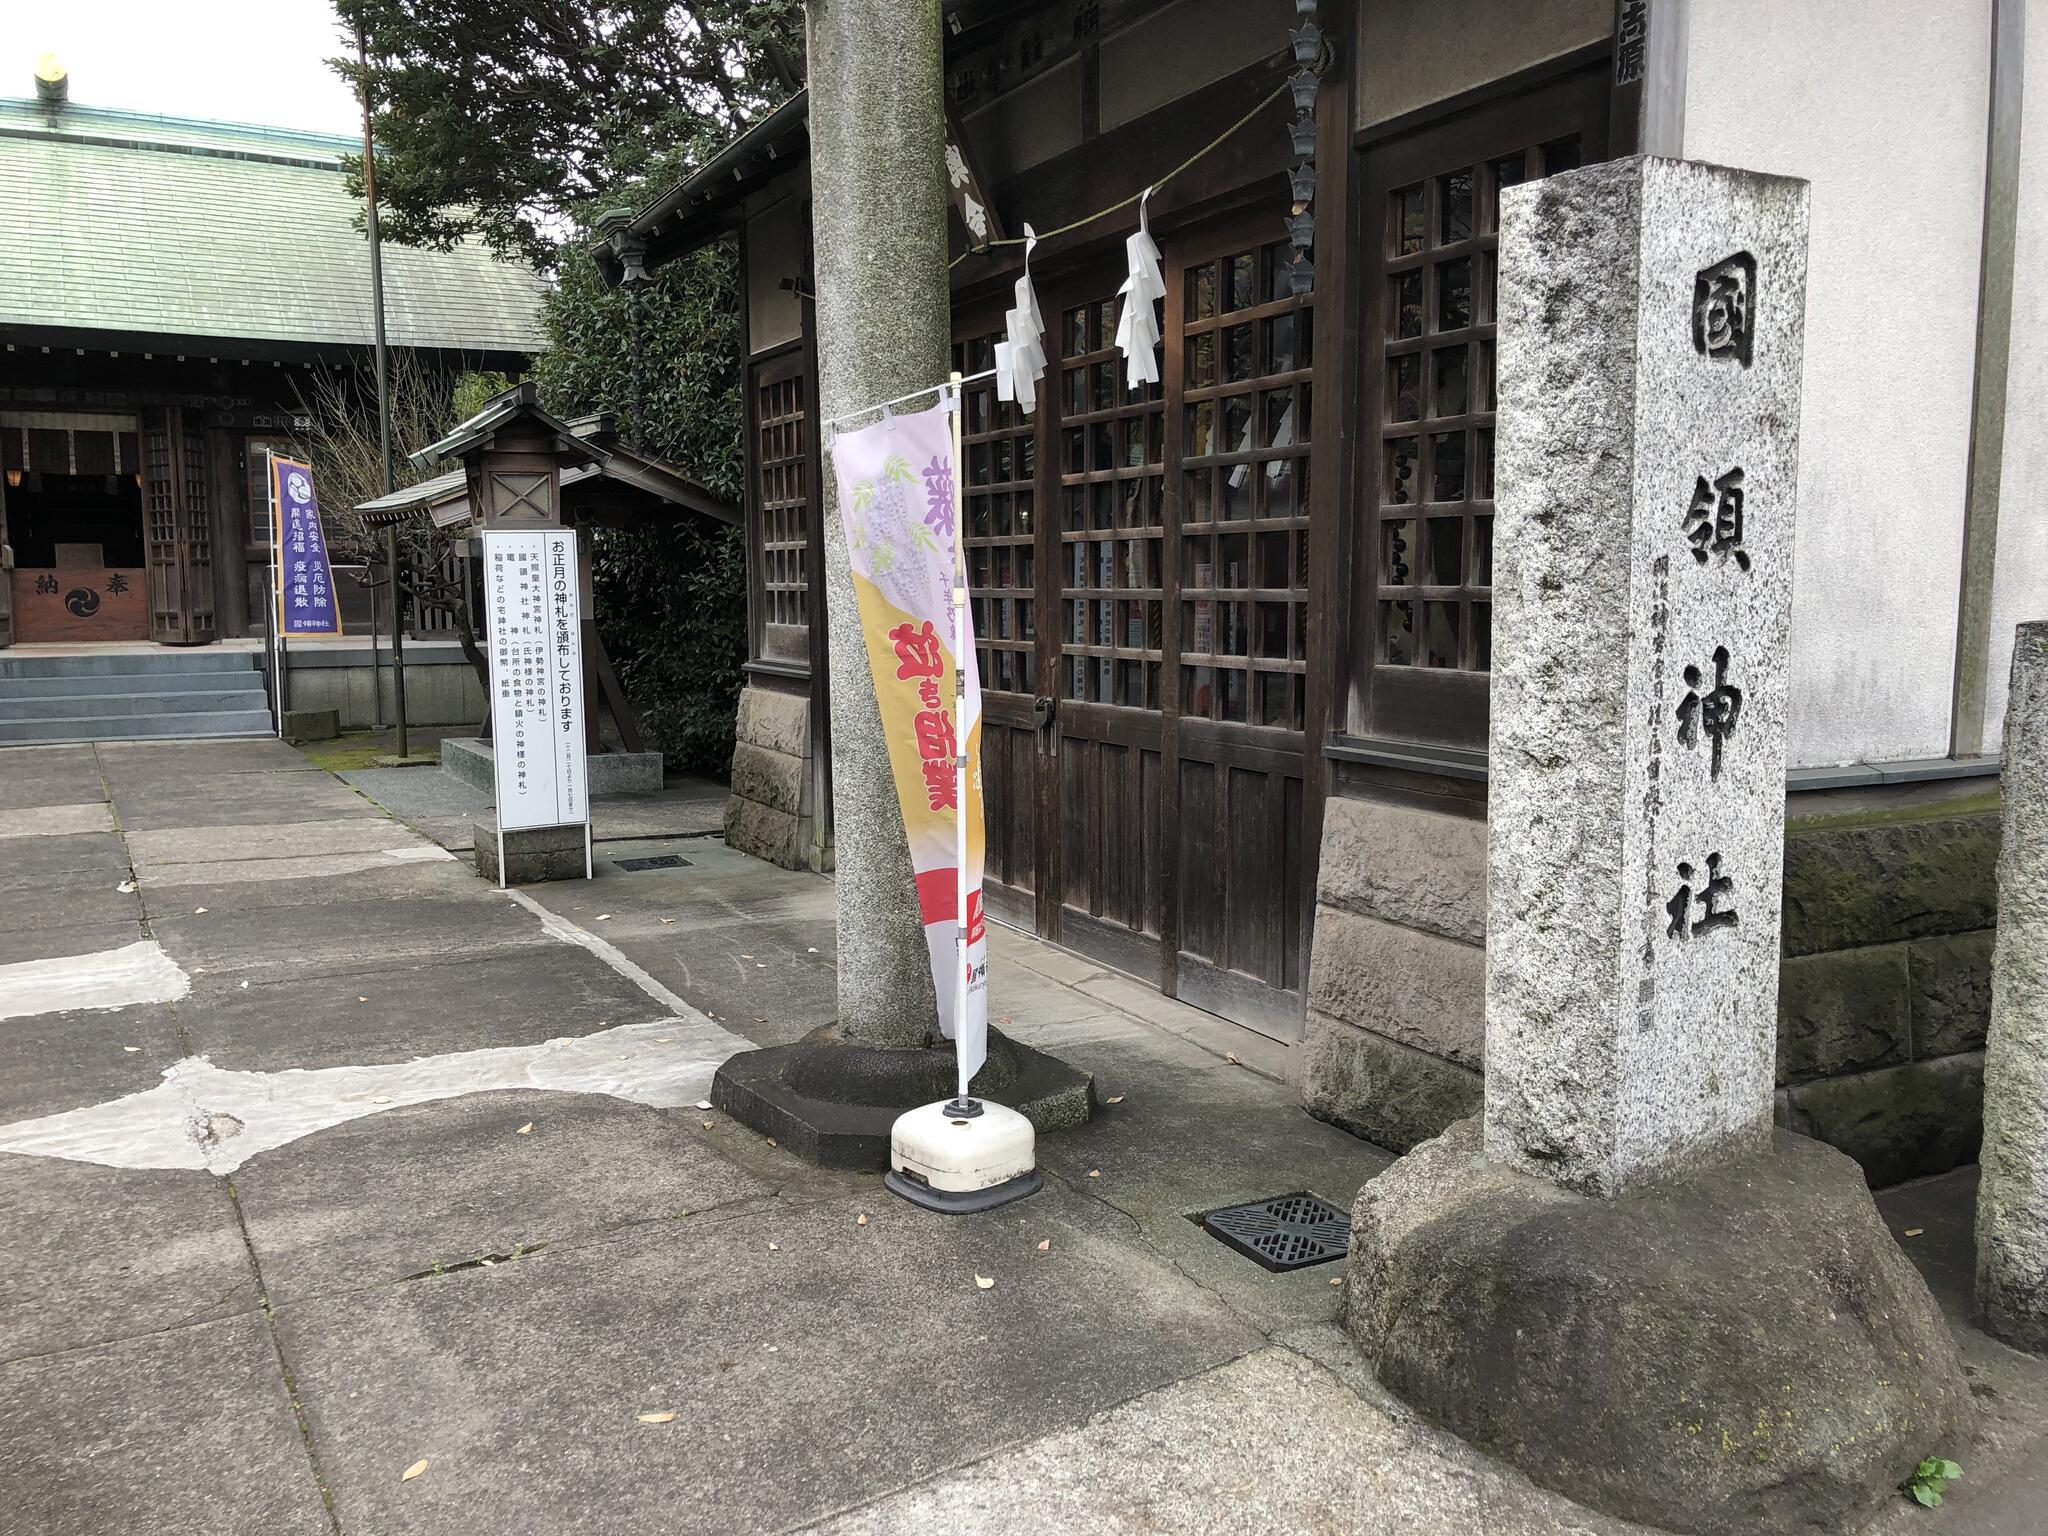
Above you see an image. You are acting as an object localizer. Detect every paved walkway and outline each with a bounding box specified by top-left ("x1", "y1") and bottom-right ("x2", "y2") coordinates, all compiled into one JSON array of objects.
[{"x1": 0, "y1": 738, "x2": 2043, "y2": 1534}]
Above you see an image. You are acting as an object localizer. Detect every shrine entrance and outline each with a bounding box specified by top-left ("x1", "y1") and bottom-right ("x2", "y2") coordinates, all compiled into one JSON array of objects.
[
  {"x1": 959, "y1": 213, "x2": 1316, "y2": 1041},
  {"x1": 1, "y1": 413, "x2": 151, "y2": 643}
]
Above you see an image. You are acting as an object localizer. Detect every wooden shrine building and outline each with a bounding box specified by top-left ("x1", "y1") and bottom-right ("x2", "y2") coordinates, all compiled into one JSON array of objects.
[
  {"x1": 601, "y1": 0, "x2": 2043, "y2": 1185},
  {"x1": 0, "y1": 68, "x2": 545, "y2": 649}
]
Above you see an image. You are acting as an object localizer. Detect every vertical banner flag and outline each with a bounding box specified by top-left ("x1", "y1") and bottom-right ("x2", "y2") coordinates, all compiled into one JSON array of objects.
[
  {"x1": 271, "y1": 457, "x2": 342, "y2": 635},
  {"x1": 482, "y1": 526, "x2": 590, "y2": 834},
  {"x1": 831, "y1": 402, "x2": 990, "y2": 1085}
]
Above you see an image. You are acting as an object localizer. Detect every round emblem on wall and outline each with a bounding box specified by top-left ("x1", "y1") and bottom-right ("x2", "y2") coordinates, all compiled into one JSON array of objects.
[
  {"x1": 286, "y1": 470, "x2": 313, "y2": 505},
  {"x1": 64, "y1": 587, "x2": 102, "y2": 618}
]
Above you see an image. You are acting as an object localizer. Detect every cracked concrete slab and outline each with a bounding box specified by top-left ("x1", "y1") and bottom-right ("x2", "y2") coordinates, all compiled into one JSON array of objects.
[
  {"x1": 809, "y1": 1342, "x2": 1652, "y2": 1536},
  {"x1": 0, "y1": 1156, "x2": 254, "y2": 1360},
  {"x1": 232, "y1": 1089, "x2": 774, "y2": 1301},
  {"x1": 272, "y1": 1181, "x2": 1261, "y2": 1536},
  {"x1": 0, "y1": 830, "x2": 131, "y2": 895},
  {"x1": 0, "y1": 1313, "x2": 330, "y2": 1536},
  {"x1": 0, "y1": 1000, "x2": 184, "y2": 1122}
]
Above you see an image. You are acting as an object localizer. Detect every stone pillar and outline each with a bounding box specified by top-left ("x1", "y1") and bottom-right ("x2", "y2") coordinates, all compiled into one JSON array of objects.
[
  {"x1": 1979, "y1": 619, "x2": 2048, "y2": 1351},
  {"x1": 1487, "y1": 156, "x2": 1810, "y2": 1196},
  {"x1": 806, "y1": 0, "x2": 951, "y2": 1045}
]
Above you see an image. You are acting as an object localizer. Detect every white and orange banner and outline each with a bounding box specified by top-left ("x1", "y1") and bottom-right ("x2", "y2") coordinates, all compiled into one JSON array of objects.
[{"x1": 831, "y1": 401, "x2": 989, "y2": 1086}]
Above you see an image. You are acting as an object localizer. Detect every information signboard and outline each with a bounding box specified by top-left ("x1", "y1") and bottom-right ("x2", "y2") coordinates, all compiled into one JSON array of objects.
[{"x1": 482, "y1": 527, "x2": 590, "y2": 842}]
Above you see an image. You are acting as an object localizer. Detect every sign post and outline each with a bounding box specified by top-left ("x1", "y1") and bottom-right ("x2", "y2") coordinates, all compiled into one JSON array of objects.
[{"x1": 481, "y1": 525, "x2": 591, "y2": 888}]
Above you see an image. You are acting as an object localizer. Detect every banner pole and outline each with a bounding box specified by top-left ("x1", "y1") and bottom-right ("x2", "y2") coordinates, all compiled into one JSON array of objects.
[{"x1": 948, "y1": 371, "x2": 972, "y2": 1104}]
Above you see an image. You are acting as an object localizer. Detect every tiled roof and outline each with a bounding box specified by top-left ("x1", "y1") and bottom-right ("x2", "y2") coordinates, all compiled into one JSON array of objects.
[{"x1": 0, "y1": 98, "x2": 548, "y2": 355}]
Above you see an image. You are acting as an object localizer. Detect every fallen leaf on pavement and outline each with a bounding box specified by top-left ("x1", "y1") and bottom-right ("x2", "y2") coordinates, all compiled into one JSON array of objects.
[
  {"x1": 1329, "y1": 1276, "x2": 1345, "y2": 1287},
  {"x1": 659, "y1": 917, "x2": 675, "y2": 925},
  {"x1": 975, "y1": 1275, "x2": 995, "y2": 1290},
  {"x1": 116, "y1": 880, "x2": 135, "y2": 894},
  {"x1": 1224, "y1": 1052, "x2": 1240, "y2": 1065},
  {"x1": 807, "y1": 947, "x2": 818, "y2": 954},
  {"x1": 239, "y1": 981, "x2": 249, "y2": 990},
  {"x1": 702, "y1": 1120, "x2": 716, "y2": 1130},
  {"x1": 1105, "y1": 1095, "x2": 1124, "y2": 1105},
  {"x1": 740, "y1": 954, "x2": 754, "y2": 960},
  {"x1": 856, "y1": 1213, "x2": 869, "y2": 1227},
  {"x1": 193, "y1": 907, "x2": 207, "y2": 915},
  {"x1": 1087, "y1": 1169, "x2": 1102, "y2": 1179},
  {"x1": 768, "y1": 1242, "x2": 780, "y2": 1252},
  {"x1": 766, "y1": 1137, "x2": 777, "y2": 1147},
  {"x1": 371, "y1": 1096, "x2": 392, "y2": 1105},
  {"x1": 401, "y1": 1459, "x2": 428, "y2": 1483},
  {"x1": 122, "y1": 1046, "x2": 140, "y2": 1053},
  {"x1": 637, "y1": 1412, "x2": 675, "y2": 1425},
  {"x1": 596, "y1": 914, "x2": 612, "y2": 922},
  {"x1": 1903, "y1": 1228, "x2": 1924, "y2": 1238},
  {"x1": 358, "y1": 997, "x2": 369, "y2": 1003},
  {"x1": 695, "y1": 1100, "x2": 712, "y2": 1110},
  {"x1": 1036, "y1": 1239, "x2": 1051, "y2": 1253},
  {"x1": 515, "y1": 1123, "x2": 533, "y2": 1135},
  {"x1": 654, "y1": 1036, "x2": 672, "y2": 1044}
]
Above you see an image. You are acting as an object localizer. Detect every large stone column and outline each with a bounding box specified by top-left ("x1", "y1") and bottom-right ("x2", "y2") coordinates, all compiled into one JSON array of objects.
[
  {"x1": 1484, "y1": 158, "x2": 1805, "y2": 1196},
  {"x1": 1343, "y1": 157, "x2": 1966, "y2": 1536},
  {"x1": 1979, "y1": 620, "x2": 2048, "y2": 1351},
  {"x1": 708, "y1": 1, "x2": 1092, "y2": 1163},
  {"x1": 807, "y1": 0, "x2": 951, "y2": 1045}
]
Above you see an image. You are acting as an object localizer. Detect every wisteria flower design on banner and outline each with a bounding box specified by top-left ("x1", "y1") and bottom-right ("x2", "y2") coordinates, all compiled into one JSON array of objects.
[{"x1": 832, "y1": 402, "x2": 989, "y2": 1082}]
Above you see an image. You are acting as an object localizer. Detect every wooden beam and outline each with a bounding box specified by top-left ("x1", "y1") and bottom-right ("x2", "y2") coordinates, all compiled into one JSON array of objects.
[{"x1": 1608, "y1": 0, "x2": 1689, "y2": 157}]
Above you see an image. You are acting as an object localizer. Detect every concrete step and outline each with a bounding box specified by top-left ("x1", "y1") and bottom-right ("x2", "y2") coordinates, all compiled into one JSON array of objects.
[
  {"x1": 0, "y1": 650, "x2": 262, "y2": 682},
  {"x1": 0, "y1": 710, "x2": 274, "y2": 746},
  {"x1": 0, "y1": 667, "x2": 269, "y2": 699},
  {"x1": 0, "y1": 687, "x2": 271, "y2": 722}
]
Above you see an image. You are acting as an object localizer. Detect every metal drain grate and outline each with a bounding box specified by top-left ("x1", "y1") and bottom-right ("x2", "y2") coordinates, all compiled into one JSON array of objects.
[
  {"x1": 612, "y1": 854, "x2": 690, "y2": 872},
  {"x1": 1198, "y1": 1191, "x2": 1350, "y2": 1272}
]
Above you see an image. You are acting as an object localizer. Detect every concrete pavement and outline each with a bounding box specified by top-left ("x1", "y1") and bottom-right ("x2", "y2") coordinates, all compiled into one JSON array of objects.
[{"x1": 1, "y1": 736, "x2": 2043, "y2": 1534}]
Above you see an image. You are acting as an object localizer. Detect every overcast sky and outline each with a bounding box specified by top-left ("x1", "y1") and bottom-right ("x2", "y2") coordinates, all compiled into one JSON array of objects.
[{"x1": 1, "y1": 0, "x2": 364, "y2": 136}]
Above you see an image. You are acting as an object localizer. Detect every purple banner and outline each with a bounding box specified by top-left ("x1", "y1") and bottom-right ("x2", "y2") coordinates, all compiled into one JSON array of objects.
[{"x1": 272, "y1": 457, "x2": 342, "y2": 636}]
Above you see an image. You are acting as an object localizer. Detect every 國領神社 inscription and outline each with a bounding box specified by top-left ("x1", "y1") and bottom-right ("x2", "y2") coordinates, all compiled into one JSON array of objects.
[
  {"x1": 1488, "y1": 157, "x2": 1807, "y2": 1196},
  {"x1": 1693, "y1": 252, "x2": 1757, "y2": 365},
  {"x1": 1684, "y1": 467, "x2": 1750, "y2": 568}
]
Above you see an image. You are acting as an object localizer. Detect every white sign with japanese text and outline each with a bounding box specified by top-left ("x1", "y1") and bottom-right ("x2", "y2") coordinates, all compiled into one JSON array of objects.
[{"x1": 483, "y1": 528, "x2": 589, "y2": 833}]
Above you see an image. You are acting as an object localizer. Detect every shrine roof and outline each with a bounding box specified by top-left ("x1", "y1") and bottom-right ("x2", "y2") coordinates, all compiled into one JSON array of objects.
[{"x1": 0, "y1": 97, "x2": 548, "y2": 358}]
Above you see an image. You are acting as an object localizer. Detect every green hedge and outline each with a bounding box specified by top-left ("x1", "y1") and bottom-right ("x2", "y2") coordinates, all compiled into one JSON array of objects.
[{"x1": 536, "y1": 240, "x2": 749, "y2": 777}]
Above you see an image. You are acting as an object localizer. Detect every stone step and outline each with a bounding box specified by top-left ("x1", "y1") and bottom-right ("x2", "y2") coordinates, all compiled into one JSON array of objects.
[
  {"x1": 0, "y1": 709, "x2": 275, "y2": 745},
  {"x1": 0, "y1": 650, "x2": 262, "y2": 682},
  {"x1": 0, "y1": 687, "x2": 271, "y2": 722},
  {"x1": 0, "y1": 668, "x2": 270, "y2": 699}
]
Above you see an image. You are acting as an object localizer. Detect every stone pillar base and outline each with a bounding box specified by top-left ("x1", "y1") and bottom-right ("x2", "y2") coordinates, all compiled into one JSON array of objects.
[
  {"x1": 472, "y1": 818, "x2": 588, "y2": 885},
  {"x1": 1345, "y1": 1120, "x2": 1968, "y2": 1536},
  {"x1": 711, "y1": 1022, "x2": 1093, "y2": 1169}
]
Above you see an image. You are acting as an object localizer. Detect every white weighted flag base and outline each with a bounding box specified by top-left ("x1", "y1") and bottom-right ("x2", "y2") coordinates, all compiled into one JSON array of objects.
[{"x1": 885, "y1": 1097, "x2": 1041, "y2": 1214}]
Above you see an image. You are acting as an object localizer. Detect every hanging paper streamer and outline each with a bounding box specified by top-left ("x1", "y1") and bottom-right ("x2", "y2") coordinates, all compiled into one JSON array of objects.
[
  {"x1": 829, "y1": 401, "x2": 990, "y2": 1087},
  {"x1": 998, "y1": 224, "x2": 1045, "y2": 413},
  {"x1": 1114, "y1": 189, "x2": 1164, "y2": 388}
]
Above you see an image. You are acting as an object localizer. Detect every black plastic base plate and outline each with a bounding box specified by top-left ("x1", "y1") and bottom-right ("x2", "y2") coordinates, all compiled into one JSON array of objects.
[{"x1": 884, "y1": 1167, "x2": 1043, "y2": 1214}]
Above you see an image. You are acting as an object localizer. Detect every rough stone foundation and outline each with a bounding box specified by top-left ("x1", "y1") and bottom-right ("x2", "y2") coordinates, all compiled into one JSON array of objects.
[
  {"x1": 1346, "y1": 1120, "x2": 1970, "y2": 1536},
  {"x1": 724, "y1": 682, "x2": 818, "y2": 870},
  {"x1": 1304, "y1": 787, "x2": 2000, "y2": 1181}
]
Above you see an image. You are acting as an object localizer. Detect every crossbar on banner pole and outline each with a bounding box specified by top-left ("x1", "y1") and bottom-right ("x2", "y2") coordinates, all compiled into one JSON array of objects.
[{"x1": 820, "y1": 367, "x2": 997, "y2": 438}]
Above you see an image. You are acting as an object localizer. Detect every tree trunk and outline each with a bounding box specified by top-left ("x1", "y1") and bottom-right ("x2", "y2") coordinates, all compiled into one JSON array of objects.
[{"x1": 807, "y1": 0, "x2": 953, "y2": 1047}]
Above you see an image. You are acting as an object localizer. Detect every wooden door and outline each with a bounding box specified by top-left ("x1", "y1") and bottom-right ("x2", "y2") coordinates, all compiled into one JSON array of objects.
[
  {"x1": 1044, "y1": 273, "x2": 1170, "y2": 983},
  {"x1": 1159, "y1": 228, "x2": 1315, "y2": 1038},
  {"x1": 142, "y1": 407, "x2": 217, "y2": 645},
  {"x1": 955, "y1": 331, "x2": 1049, "y2": 931},
  {"x1": 1351, "y1": 67, "x2": 1610, "y2": 749}
]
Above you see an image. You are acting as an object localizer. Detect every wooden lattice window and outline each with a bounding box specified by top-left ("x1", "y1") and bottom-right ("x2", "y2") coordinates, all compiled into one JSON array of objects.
[
  {"x1": 754, "y1": 366, "x2": 810, "y2": 639},
  {"x1": 957, "y1": 332, "x2": 1038, "y2": 694},
  {"x1": 181, "y1": 426, "x2": 212, "y2": 567},
  {"x1": 1374, "y1": 136, "x2": 1581, "y2": 678},
  {"x1": 1179, "y1": 239, "x2": 1312, "y2": 728},
  {"x1": 144, "y1": 427, "x2": 176, "y2": 548},
  {"x1": 1057, "y1": 295, "x2": 1164, "y2": 708}
]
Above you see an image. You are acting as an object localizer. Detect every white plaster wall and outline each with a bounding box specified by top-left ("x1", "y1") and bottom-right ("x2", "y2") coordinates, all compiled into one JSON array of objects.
[
  {"x1": 1684, "y1": 0, "x2": 1993, "y2": 766},
  {"x1": 1980, "y1": 0, "x2": 2048, "y2": 746},
  {"x1": 745, "y1": 196, "x2": 805, "y2": 356}
]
